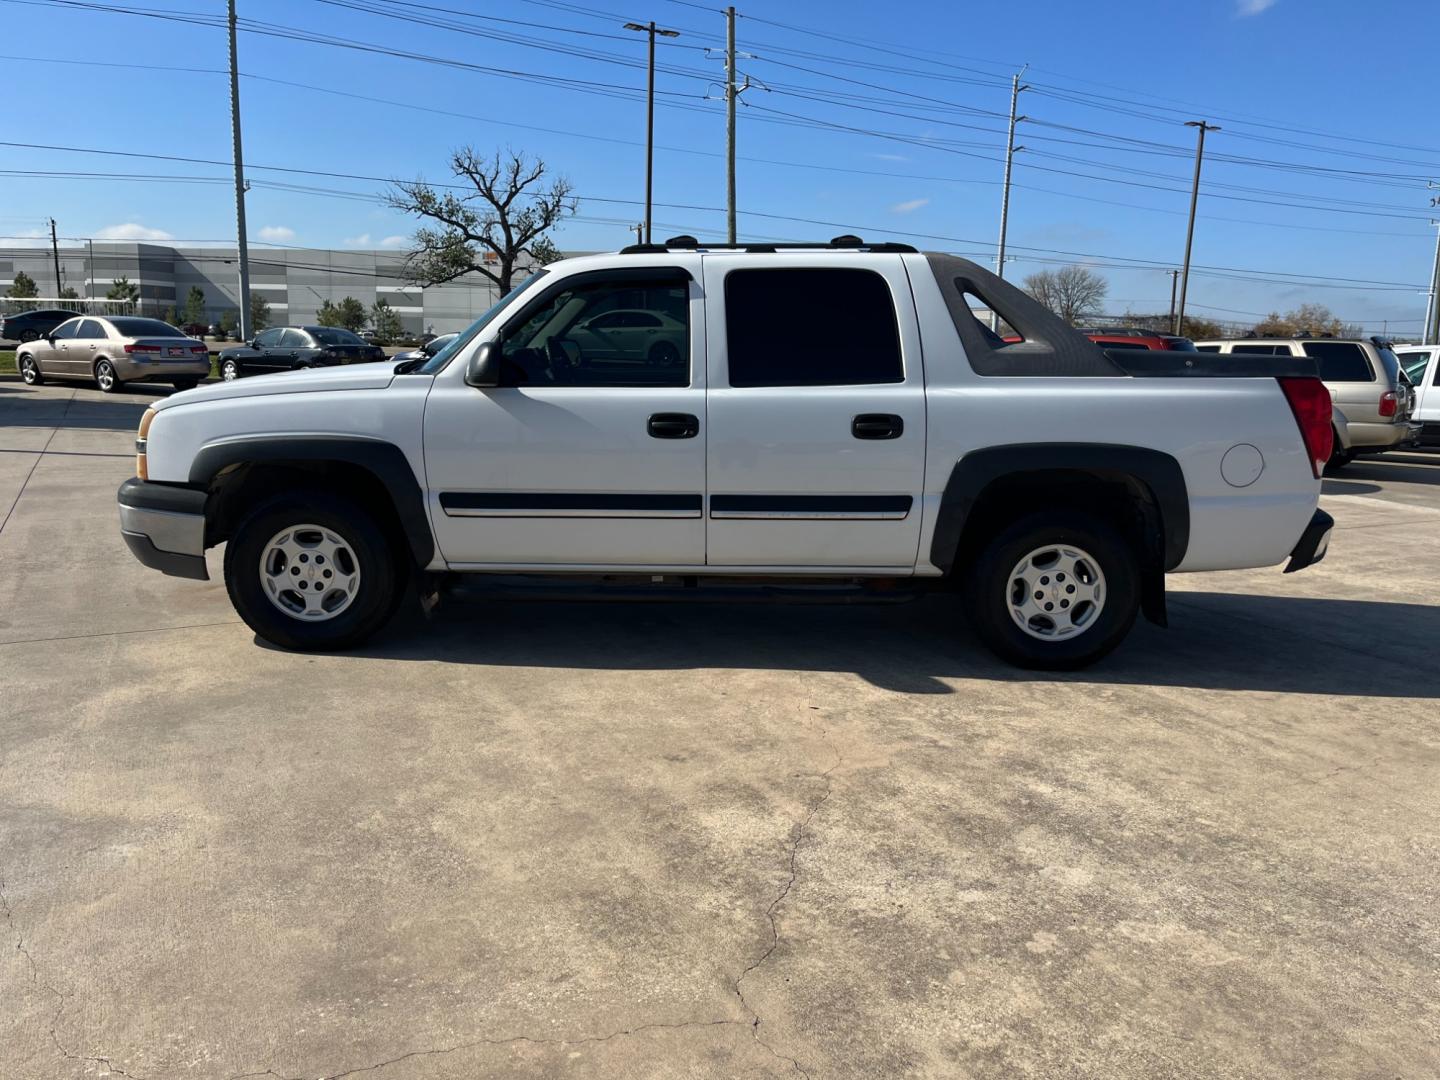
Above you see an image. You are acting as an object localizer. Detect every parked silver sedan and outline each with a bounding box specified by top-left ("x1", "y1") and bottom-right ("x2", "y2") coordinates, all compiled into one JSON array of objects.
[{"x1": 17, "y1": 316, "x2": 212, "y2": 393}]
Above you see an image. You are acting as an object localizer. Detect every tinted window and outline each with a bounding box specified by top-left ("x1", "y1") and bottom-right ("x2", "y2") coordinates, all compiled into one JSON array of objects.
[
  {"x1": 1301, "y1": 341, "x2": 1372, "y2": 382},
  {"x1": 1398, "y1": 352, "x2": 1431, "y2": 383},
  {"x1": 1195, "y1": 344, "x2": 1221, "y2": 353},
  {"x1": 50, "y1": 319, "x2": 80, "y2": 340},
  {"x1": 497, "y1": 274, "x2": 688, "y2": 388},
  {"x1": 628, "y1": 312, "x2": 662, "y2": 328},
  {"x1": 1232, "y1": 344, "x2": 1284, "y2": 355},
  {"x1": 1097, "y1": 340, "x2": 1149, "y2": 350},
  {"x1": 75, "y1": 320, "x2": 107, "y2": 339},
  {"x1": 725, "y1": 268, "x2": 903, "y2": 387},
  {"x1": 311, "y1": 327, "x2": 363, "y2": 345},
  {"x1": 108, "y1": 318, "x2": 183, "y2": 337},
  {"x1": 253, "y1": 328, "x2": 283, "y2": 348},
  {"x1": 279, "y1": 329, "x2": 310, "y2": 348}
]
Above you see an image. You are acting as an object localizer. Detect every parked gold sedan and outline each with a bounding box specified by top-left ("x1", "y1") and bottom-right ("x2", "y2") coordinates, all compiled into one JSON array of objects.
[{"x1": 17, "y1": 315, "x2": 211, "y2": 393}]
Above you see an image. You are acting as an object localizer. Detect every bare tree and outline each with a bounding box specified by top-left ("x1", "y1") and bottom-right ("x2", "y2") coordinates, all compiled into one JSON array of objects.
[
  {"x1": 1253, "y1": 303, "x2": 1360, "y2": 338},
  {"x1": 1022, "y1": 266, "x2": 1109, "y2": 325},
  {"x1": 387, "y1": 147, "x2": 576, "y2": 295}
]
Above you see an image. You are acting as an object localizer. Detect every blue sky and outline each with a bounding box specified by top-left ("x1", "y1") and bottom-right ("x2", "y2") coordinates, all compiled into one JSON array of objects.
[{"x1": 3, "y1": 0, "x2": 1438, "y2": 334}]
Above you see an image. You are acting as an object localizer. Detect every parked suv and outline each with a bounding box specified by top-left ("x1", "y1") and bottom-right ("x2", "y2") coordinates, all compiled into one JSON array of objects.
[
  {"x1": 1, "y1": 307, "x2": 82, "y2": 343},
  {"x1": 217, "y1": 325, "x2": 385, "y2": 380},
  {"x1": 1079, "y1": 327, "x2": 1197, "y2": 352},
  {"x1": 1395, "y1": 345, "x2": 1438, "y2": 446},
  {"x1": 117, "y1": 238, "x2": 1333, "y2": 670},
  {"x1": 1194, "y1": 338, "x2": 1413, "y2": 461}
]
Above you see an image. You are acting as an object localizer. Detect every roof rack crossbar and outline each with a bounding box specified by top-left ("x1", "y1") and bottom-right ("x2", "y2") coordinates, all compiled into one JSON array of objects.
[{"x1": 619, "y1": 234, "x2": 918, "y2": 255}]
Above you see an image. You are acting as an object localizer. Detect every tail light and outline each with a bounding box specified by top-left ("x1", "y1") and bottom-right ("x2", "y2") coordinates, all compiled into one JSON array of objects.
[
  {"x1": 190, "y1": 345, "x2": 208, "y2": 355},
  {"x1": 124, "y1": 343, "x2": 160, "y2": 354},
  {"x1": 1278, "y1": 376, "x2": 1333, "y2": 479},
  {"x1": 1379, "y1": 391, "x2": 1397, "y2": 418}
]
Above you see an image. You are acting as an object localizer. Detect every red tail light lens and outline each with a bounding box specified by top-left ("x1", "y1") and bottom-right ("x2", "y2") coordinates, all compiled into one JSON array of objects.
[
  {"x1": 1278, "y1": 376, "x2": 1333, "y2": 478},
  {"x1": 124, "y1": 343, "x2": 160, "y2": 354},
  {"x1": 1379, "y1": 391, "x2": 1397, "y2": 418},
  {"x1": 190, "y1": 345, "x2": 208, "y2": 355}
]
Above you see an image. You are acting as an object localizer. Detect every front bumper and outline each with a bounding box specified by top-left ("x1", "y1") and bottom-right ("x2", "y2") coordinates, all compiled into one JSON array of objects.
[
  {"x1": 117, "y1": 477, "x2": 209, "y2": 580},
  {"x1": 1283, "y1": 508, "x2": 1333, "y2": 574}
]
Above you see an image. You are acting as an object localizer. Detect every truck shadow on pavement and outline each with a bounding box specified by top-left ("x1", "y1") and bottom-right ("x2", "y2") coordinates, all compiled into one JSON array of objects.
[
  {"x1": 0, "y1": 383, "x2": 173, "y2": 431},
  {"x1": 336, "y1": 590, "x2": 1440, "y2": 698}
]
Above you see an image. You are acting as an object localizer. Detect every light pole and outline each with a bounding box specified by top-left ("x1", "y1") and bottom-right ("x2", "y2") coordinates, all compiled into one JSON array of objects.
[
  {"x1": 1175, "y1": 120, "x2": 1219, "y2": 336},
  {"x1": 624, "y1": 20, "x2": 680, "y2": 244},
  {"x1": 228, "y1": 0, "x2": 252, "y2": 341}
]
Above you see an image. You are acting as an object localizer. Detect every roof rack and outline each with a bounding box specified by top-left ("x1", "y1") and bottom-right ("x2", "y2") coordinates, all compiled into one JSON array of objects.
[{"x1": 619, "y1": 233, "x2": 918, "y2": 255}]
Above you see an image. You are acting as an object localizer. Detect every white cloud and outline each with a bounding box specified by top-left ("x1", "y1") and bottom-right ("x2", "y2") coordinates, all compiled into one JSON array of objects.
[
  {"x1": 94, "y1": 222, "x2": 174, "y2": 241},
  {"x1": 868, "y1": 152, "x2": 909, "y2": 163},
  {"x1": 258, "y1": 225, "x2": 295, "y2": 242},
  {"x1": 343, "y1": 233, "x2": 371, "y2": 247},
  {"x1": 379, "y1": 235, "x2": 409, "y2": 249},
  {"x1": 890, "y1": 198, "x2": 930, "y2": 214},
  {"x1": 1236, "y1": 0, "x2": 1276, "y2": 15}
]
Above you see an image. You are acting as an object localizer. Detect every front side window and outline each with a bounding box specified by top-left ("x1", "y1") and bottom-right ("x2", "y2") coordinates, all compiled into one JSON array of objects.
[
  {"x1": 725, "y1": 268, "x2": 903, "y2": 387},
  {"x1": 497, "y1": 272, "x2": 689, "y2": 388},
  {"x1": 50, "y1": 319, "x2": 80, "y2": 340},
  {"x1": 1398, "y1": 352, "x2": 1431, "y2": 383},
  {"x1": 1301, "y1": 341, "x2": 1372, "y2": 382}
]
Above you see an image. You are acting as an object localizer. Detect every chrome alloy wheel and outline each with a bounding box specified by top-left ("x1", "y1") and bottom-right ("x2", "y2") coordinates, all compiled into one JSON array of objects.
[
  {"x1": 1006, "y1": 544, "x2": 1106, "y2": 641},
  {"x1": 95, "y1": 360, "x2": 116, "y2": 392},
  {"x1": 259, "y1": 524, "x2": 362, "y2": 621}
]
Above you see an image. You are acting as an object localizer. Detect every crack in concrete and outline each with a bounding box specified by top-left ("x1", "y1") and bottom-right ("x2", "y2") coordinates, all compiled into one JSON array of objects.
[
  {"x1": 730, "y1": 732, "x2": 844, "y2": 1079},
  {"x1": 0, "y1": 880, "x2": 38, "y2": 985},
  {"x1": 46, "y1": 983, "x2": 149, "y2": 1078}
]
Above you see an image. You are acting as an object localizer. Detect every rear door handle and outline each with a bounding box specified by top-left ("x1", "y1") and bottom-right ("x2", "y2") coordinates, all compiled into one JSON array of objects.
[
  {"x1": 648, "y1": 412, "x2": 699, "y2": 439},
  {"x1": 852, "y1": 413, "x2": 904, "y2": 440}
]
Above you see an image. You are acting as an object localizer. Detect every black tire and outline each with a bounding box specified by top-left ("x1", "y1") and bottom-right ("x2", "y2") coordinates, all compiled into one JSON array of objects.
[
  {"x1": 172, "y1": 377, "x2": 199, "y2": 391},
  {"x1": 648, "y1": 341, "x2": 681, "y2": 367},
  {"x1": 220, "y1": 357, "x2": 241, "y2": 381},
  {"x1": 224, "y1": 491, "x2": 404, "y2": 651},
  {"x1": 18, "y1": 328, "x2": 38, "y2": 343},
  {"x1": 94, "y1": 358, "x2": 122, "y2": 393},
  {"x1": 1324, "y1": 435, "x2": 1351, "y2": 473},
  {"x1": 962, "y1": 510, "x2": 1141, "y2": 671},
  {"x1": 18, "y1": 353, "x2": 44, "y2": 385}
]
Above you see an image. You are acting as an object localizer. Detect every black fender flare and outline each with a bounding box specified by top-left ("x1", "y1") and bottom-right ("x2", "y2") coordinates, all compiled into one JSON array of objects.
[
  {"x1": 930, "y1": 444, "x2": 1190, "y2": 625},
  {"x1": 189, "y1": 435, "x2": 434, "y2": 567}
]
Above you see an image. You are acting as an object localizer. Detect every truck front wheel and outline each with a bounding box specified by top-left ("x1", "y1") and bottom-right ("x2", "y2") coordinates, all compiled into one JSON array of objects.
[
  {"x1": 963, "y1": 510, "x2": 1140, "y2": 670},
  {"x1": 224, "y1": 491, "x2": 403, "y2": 651}
]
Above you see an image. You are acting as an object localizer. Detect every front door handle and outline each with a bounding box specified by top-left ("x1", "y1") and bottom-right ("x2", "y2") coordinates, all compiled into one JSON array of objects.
[
  {"x1": 852, "y1": 413, "x2": 904, "y2": 440},
  {"x1": 648, "y1": 412, "x2": 699, "y2": 439}
]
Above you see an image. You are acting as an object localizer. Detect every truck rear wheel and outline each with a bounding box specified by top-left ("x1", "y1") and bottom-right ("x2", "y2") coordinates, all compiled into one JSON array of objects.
[
  {"x1": 963, "y1": 510, "x2": 1140, "y2": 670},
  {"x1": 223, "y1": 491, "x2": 403, "y2": 651}
]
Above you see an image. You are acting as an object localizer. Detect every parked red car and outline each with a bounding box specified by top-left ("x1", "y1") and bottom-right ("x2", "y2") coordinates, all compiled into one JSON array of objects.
[{"x1": 1079, "y1": 327, "x2": 1197, "y2": 351}]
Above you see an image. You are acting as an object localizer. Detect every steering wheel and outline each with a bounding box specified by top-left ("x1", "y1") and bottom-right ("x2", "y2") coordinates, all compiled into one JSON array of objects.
[{"x1": 545, "y1": 337, "x2": 576, "y2": 374}]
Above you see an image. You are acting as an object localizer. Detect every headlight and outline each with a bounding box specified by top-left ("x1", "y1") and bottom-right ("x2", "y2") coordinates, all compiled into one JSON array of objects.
[{"x1": 136, "y1": 407, "x2": 157, "y2": 480}]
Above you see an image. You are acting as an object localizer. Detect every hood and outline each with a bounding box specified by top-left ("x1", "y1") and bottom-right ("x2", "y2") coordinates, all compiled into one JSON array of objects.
[{"x1": 155, "y1": 363, "x2": 402, "y2": 410}]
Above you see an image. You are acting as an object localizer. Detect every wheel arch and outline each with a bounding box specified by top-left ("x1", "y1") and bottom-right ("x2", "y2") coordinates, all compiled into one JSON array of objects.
[
  {"x1": 931, "y1": 443, "x2": 1189, "y2": 627},
  {"x1": 190, "y1": 436, "x2": 434, "y2": 568}
]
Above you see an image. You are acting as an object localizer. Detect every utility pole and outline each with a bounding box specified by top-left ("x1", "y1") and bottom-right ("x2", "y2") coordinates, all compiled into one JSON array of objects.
[
  {"x1": 991, "y1": 66, "x2": 1028, "y2": 330},
  {"x1": 726, "y1": 5, "x2": 737, "y2": 244},
  {"x1": 631, "y1": 223, "x2": 645, "y2": 245},
  {"x1": 1165, "y1": 269, "x2": 1180, "y2": 327},
  {"x1": 49, "y1": 218, "x2": 62, "y2": 299},
  {"x1": 1425, "y1": 217, "x2": 1440, "y2": 346},
  {"x1": 228, "y1": 0, "x2": 252, "y2": 341},
  {"x1": 1175, "y1": 120, "x2": 1220, "y2": 336},
  {"x1": 623, "y1": 21, "x2": 680, "y2": 244}
]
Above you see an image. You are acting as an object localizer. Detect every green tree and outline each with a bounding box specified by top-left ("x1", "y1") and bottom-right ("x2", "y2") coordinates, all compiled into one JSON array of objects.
[
  {"x1": 219, "y1": 310, "x2": 238, "y2": 339},
  {"x1": 58, "y1": 286, "x2": 80, "y2": 300},
  {"x1": 181, "y1": 285, "x2": 207, "y2": 325},
  {"x1": 370, "y1": 298, "x2": 403, "y2": 343},
  {"x1": 7, "y1": 270, "x2": 39, "y2": 300},
  {"x1": 317, "y1": 296, "x2": 367, "y2": 331},
  {"x1": 386, "y1": 147, "x2": 575, "y2": 294},
  {"x1": 106, "y1": 275, "x2": 140, "y2": 313},
  {"x1": 163, "y1": 305, "x2": 178, "y2": 325},
  {"x1": 250, "y1": 291, "x2": 271, "y2": 331}
]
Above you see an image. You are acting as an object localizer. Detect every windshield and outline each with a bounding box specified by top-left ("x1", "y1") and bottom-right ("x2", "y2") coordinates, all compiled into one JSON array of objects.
[
  {"x1": 416, "y1": 271, "x2": 548, "y2": 375},
  {"x1": 311, "y1": 327, "x2": 364, "y2": 345},
  {"x1": 109, "y1": 318, "x2": 185, "y2": 338}
]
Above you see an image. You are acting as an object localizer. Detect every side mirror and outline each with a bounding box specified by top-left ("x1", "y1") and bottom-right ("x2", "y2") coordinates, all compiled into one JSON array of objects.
[{"x1": 465, "y1": 340, "x2": 499, "y2": 387}]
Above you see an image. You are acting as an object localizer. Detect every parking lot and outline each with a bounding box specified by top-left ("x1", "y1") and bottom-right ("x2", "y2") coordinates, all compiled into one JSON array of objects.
[{"x1": 1, "y1": 377, "x2": 1437, "y2": 1078}]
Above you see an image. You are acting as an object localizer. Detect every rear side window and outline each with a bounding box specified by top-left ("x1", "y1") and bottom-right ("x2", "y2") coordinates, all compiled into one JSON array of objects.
[
  {"x1": 279, "y1": 329, "x2": 310, "y2": 348},
  {"x1": 725, "y1": 268, "x2": 903, "y2": 387},
  {"x1": 1301, "y1": 341, "x2": 1372, "y2": 382},
  {"x1": 1232, "y1": 344, "x2": 1285, "y2": 355},
  {"x1": 1195, "y1": 344, "x2": 1221, "y2": 353},
  {"x1": 75, "y1": 320, "x2": 107, "y2": 339}
]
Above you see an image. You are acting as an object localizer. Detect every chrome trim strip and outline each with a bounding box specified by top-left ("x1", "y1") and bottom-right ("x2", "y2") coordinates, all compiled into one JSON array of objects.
[
  {"x1": 709, "y1": 509, "x2": 909, "y2": 520},
  {"x1": 442, "y1": 507, "x2": 701, "y2": 519}
]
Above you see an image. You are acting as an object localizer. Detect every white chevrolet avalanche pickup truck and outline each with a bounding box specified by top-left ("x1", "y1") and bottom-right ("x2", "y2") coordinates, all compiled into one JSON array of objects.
[{"x1": 116, "y1": 238, "x2": 1335, "y2": 669}]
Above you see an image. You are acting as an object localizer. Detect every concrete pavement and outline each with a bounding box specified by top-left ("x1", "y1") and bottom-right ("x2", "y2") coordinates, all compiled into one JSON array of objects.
[{"x1": 1, "y1": 379, "x2": 1437, "y2": 1078}]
